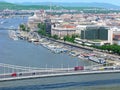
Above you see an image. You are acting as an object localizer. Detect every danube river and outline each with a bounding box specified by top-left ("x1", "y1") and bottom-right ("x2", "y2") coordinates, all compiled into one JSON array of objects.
[
  {"x1": 0, "y1": 17, "x2": 120, "y2": 90},
  {"x1": 0, "y1": 17, "x2": 93, "y2": 68}
]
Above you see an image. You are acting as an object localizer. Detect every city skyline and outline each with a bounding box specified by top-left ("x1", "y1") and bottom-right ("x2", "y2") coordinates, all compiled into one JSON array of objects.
[{"x1": 3, "y1": 0, "x2": 120, "y2": 6}]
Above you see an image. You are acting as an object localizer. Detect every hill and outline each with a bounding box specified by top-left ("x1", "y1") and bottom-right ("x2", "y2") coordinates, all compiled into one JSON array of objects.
[
  {"x1": 0, "y1": 2, "x2": 50, "y2": 10},
  {"x1": 0, "y1": 1, "x2": 102, "y2": 10},
  {"x1": 0, "y1": 1, "x2": 120, "y2": 15},
  {"x1": 19, "y1": 2, "x2": 120, "y2": 9}
]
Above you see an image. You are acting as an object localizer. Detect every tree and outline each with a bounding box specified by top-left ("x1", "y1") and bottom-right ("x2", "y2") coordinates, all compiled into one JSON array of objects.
[
  {"x1": 26, "y1": 27, "x2": 30, "y2": 32},
  {"x1": 37, "y1": 23, "x2": 41, "y2": 28},
  {"x1": 37, "y1": 23, "x2": 46, "y2": 31},
  {"x1": 63, "y1": 35, "x2": 76, "y2": 43},
  {"x1": 63, "y1": 36, "x2": 66, "y2": 41},
  {"x1": 38, "y1": 29, "x2": 46, "y2": 35},
  {"x1": 53, "y1": 35, "x2": 58, "y2": 39},
  {"x1": 93, "y1": 44, "x2": 120, "y2": 55},
  {"x1": 19, "y1": 24, "x2": 26, "y2": 31}
]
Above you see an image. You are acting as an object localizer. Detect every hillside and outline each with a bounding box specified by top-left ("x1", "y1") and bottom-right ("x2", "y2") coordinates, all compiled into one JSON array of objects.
[
  {"x1": 19, "y1": 2, "x2": 120, "y2": 9},
  {"x1": 0, "y1": 2, "x2": 50, "y2": 10},
  {"x1": 0, "y1": 1, "x2": 102, "y2": 10},
  {"x1": 0, "y1": 1, "x2": 120, "y2": 14},
  {"x1": 0, "y1": 2, "x2": 16, "y2": 9}
]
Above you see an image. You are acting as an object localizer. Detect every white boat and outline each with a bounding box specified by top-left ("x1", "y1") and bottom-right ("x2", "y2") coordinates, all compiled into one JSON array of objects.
[
  {"x1": 8, "y1": 30, "x2": 18, "y2": 40},
  {"x1": 88, "y1": 56, "x2": 106, "y2": 64}
]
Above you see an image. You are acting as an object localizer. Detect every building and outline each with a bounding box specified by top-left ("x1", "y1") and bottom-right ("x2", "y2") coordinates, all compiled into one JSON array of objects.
[
  {"x1": 76, "y1": 25, "x2": 87, "y2": 35},
  {"x1": 45, "y1": 19, "x2": 52, "y2": 34},
  {"x1": 27, "y1": 11, "x2": 46, "y2": 30},
  {"x1": 113, "y1": 31, "x2": 120, "y2": 45},
  {"x1": 80, "y1": 25, "x2": 113, "y2": 44},
  {"x1": 113, "y1": 32, "x2": 120, "y2": 40},
  {"x1": 51, "y1": 25, "x2": 76, "y2": 38}
]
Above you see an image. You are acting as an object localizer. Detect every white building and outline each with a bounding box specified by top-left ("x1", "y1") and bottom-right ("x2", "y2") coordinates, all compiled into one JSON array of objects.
[
  {"x1": 51, "y1": 26, "x2": 76, "y2": 38},
  {"x1": 76, "y1": 25, "x2": 86, "y2": 35}
]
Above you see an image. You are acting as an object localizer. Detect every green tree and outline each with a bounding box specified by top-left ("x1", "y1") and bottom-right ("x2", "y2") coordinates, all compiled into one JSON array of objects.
[
  {"x1": 53, "y1": 35, "x2": 59, "y2": 39},
  {"x1": 93, "y1": 44, "x2": 120, "y2": 55},
  {"x1": 19, "y1": 24, "x2": 26, "y2": 31},
  {"x1": 37, "y1": 23, "x2": 46, "y2": 31},
  {"x1": 63, "y1": 35, "x2": 76, "y2": 43},
  {"x1": 38, "y1": 29, "x2": 46, "y2": 35},
  {"x1": 27, "y1": 27, "x2": 30, "y2": 32}
]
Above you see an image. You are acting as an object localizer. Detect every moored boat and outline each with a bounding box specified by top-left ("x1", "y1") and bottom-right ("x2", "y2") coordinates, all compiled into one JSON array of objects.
[{"x1": 88, "y1": 56, "x2": 106, "y2": 64}]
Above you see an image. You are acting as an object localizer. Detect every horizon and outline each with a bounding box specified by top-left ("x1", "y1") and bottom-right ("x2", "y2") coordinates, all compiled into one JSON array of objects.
[{"x1": 2, "y1": 0, "x2": 120, "y2": 6}]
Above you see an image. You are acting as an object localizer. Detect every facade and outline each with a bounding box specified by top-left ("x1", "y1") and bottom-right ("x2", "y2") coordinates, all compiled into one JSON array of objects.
[
  {"x1": 81, "y1": 26, "x2": 109, "y2": 40},
  {"x1": 51, "y1": 27, "x2": 76, "y2": 38},
  {"x1": 76, "y1": 25, "x2": 86, "y2": 35},
  {"x1": 80, "y1": 25, "x2": 113, "y2": 45},
  {"x1": 113, "y1": 31, "x2": 120, "y2": 45},
  {"x1": 45, "y1": 19, "x2": 52, "y2": 34},
  {"x1": 113, "y1": 31, "x2": 120, "y2": 40}
]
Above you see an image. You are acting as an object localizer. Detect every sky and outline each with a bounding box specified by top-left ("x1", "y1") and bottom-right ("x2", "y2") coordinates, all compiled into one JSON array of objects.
[{"x1": 3, "y1": 0, "x2": 120, "y2": 6}]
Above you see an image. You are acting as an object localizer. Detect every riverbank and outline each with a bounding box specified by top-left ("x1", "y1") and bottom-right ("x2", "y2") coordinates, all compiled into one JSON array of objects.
[{"x1": 16, "y1": 31, "x2": 120, "y2": 66}]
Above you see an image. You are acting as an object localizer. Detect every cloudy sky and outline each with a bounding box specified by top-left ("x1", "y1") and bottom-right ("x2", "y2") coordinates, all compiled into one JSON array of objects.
[{"x1": 3, "y1": 0, "x2": 120, "y2": 6}]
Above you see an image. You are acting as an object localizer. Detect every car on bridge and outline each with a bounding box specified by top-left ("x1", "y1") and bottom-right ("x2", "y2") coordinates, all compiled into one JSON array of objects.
[
  {"x1": 74, "y1": 66, "x2": 84, "y2": 71},
  {"x1": 11, "y1": 73, "x2": 17, "y2": 77}
]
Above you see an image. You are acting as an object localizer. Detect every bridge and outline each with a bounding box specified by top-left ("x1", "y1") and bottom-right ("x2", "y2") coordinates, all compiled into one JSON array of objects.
[
  {"x1": 1, "y1": 13, "x2": 33, "y2": 18},
  {"x1": 0, "y1": 27, "x2": 19, "y2": 31},
  {"x1": 10, "y1": 14, "x2": 32, "y2": 17},
  {"x1": 0, "y1": 63, "x2": 120, "y2": 82}
]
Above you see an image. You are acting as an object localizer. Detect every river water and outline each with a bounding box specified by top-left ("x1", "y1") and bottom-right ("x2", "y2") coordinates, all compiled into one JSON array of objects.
[{"x1": 0, "y1": 17, "x2": 120, "y2": 90}]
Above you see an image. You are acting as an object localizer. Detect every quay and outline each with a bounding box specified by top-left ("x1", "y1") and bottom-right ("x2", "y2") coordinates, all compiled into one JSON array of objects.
[{"x1": 44, "y1": 37, "x2": 93, "y2": 51}]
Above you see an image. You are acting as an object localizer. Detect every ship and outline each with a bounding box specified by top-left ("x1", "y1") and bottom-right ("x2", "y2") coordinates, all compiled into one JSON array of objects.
[
  {"x1": 8, "y1": 30, "x2": 18, "y2": 40},
  {"x1": 88, "y1": 56, "x2": 106, "y2": 64}
]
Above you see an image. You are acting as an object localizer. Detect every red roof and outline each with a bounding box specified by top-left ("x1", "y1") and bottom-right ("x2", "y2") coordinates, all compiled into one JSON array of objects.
[{"x1": 63, "y1": 25, "x2": 75, "y2": 28}]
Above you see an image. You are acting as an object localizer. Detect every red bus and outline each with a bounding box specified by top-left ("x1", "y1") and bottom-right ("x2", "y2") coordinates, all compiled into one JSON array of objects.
[
  {"x1": 11, "y1": 73, "x2": 17, "y2": 77},
  {"x1": 74, "y1": 66, "x2": 84, "y2": 71}
]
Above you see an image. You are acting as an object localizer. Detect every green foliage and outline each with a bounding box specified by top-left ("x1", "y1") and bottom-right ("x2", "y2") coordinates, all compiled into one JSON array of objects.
[
  {"x1": 0, "y1": 2, "x2": 50, "y2": 10},
  {"x1": 27, "y1": 27, "x2": 30, "y2": 32},
  {"x1": 52, "y1": 35, "x2": 59, "y2": 39},
  {"x1": 37, "y1": 23, "x2": 47, "y2": 36},
  {"x1": 0, "y1": 2, "x2": 16, "y2": 10},
  {"x1": 63, "y1": 34, "x2": 77, "y2": 43},
  {"x1": 95, "y1": 44, "x2": 120, "y2": 55},
  {"x1": 38, "y1": 29, "x2": 46, "y2": 36},
  {"x1": 19, "y1": 24, "x2": 30, "y2": 32},
  {"x1": 19, "y1": 24, "x2": 26, "y2": 31},
  {"x1": 37, "y1": 23, "x2": 46, "y2": 31},
  {"x1": 47, "y1": 34, "x2": 52, "y2": 38}
]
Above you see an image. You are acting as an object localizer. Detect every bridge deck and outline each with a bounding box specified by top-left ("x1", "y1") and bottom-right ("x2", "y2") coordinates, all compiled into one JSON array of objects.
[
  {"x1": 1, "y1": 68, "x2": 120, "y2": 82},
  {"x1": 0, "y1": 63, "x2": 120, "y2": 82}
]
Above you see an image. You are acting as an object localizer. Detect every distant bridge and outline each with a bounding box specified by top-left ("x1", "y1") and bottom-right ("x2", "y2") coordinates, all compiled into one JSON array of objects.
[
  {"x1": 0, "y1": 63, "x2": 120, "y2": 82},
  {"x1": 0, "y1": 28, "x2": 19, "y2": 31},
  {"x1": 10, "y1": 14, "x2": 32, "y2": 17},
  {"x1": 1, "y1": 13, "x2": 33, "y2": 18}
]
